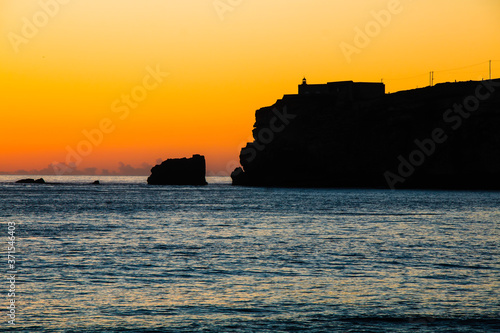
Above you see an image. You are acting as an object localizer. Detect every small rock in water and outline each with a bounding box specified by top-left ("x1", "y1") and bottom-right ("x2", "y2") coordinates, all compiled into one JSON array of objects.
[
  {"x1": 147, "y1": 154, "x2": 208, "y2": 185},
  {"x1": 16, "y1": 178, "x2": 45, "y2": 184}
]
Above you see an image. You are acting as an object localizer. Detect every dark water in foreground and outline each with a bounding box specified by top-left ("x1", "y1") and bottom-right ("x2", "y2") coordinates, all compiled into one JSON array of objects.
[{"x1": 0, "y1": 175, "x2": 499, "y2": 332}]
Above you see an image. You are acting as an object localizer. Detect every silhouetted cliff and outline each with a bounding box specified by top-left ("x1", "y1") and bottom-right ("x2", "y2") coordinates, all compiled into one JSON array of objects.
[
  {"x1": 232, "y1": 79, "x2": 500, "y2": 189},
  {"x1": 148, "y1": 155, "x2": 208, "y2": 185}
]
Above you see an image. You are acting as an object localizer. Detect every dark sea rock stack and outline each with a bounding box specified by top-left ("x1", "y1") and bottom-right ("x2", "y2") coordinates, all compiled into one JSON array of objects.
[
  {"x1": 91, "y1": 181, "x2": 100, "y2": 185},
  {"x1": 16, "y1": 178, "x2": 46, "y2": 184},
  {"x1": 232, "y1": 79, "x2": 500, "y2": 190},
  {"x1": 147, "y1": 154, "x2": 208, "y2": 185}
]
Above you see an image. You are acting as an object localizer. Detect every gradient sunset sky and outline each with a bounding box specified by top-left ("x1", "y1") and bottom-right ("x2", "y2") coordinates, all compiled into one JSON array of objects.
[{"x1": 1, "y1": 0, "x2": 499, "y2": 175}]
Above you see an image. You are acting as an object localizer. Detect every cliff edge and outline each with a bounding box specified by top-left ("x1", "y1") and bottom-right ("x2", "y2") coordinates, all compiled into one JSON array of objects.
[{"x1": 231, "y1": 79, "x2": 500, "y2": 190}]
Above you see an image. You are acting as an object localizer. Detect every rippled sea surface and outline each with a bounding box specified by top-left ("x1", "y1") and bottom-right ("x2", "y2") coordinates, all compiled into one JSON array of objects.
[{"x1": 0, "y1": 175, "x2": 499, "y2": 332}]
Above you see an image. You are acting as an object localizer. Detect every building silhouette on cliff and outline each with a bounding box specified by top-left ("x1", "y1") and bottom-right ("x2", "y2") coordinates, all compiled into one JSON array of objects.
[{"x1": 298, "y1": 77, "x2": 385, "y2": 101}]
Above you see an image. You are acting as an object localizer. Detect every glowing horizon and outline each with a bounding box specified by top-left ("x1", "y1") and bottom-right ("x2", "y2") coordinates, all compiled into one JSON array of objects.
[{"x1": 1, "y1": 0, "x2": 499, "y2": 175}]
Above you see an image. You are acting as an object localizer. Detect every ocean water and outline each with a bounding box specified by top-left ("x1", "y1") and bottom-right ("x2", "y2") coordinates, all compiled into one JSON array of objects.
[{"x1": 0, "y1": 175, "x2": 499, "y2": 332}]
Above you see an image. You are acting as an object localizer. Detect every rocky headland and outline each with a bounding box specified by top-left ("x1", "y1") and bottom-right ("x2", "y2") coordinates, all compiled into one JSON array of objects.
[{"x1": 231, "y1": 79, "x2": 500, "y2": 190}]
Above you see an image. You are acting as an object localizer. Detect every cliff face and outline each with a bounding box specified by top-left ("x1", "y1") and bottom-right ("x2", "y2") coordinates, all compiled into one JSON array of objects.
[
  {"x1": 231, "y1": 79, "x2": 500, "y2": 189},
  {"x1": 148, "y1": 155, "x2": 208, "y2": 185}
]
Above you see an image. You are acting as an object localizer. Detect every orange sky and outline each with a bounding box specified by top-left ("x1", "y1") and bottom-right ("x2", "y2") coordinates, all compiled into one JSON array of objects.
[{"x1": 1, "y1": 0, "x2": 499, "y2": 175}]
